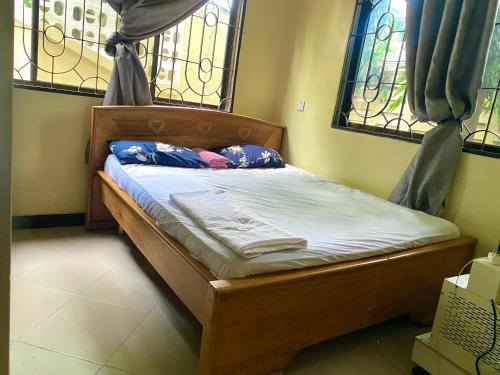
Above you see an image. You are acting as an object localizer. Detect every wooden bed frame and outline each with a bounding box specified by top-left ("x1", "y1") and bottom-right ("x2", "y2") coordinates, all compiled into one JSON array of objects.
[{"x1": 86, "y1": 106, "x2": 476, "y2": 375}]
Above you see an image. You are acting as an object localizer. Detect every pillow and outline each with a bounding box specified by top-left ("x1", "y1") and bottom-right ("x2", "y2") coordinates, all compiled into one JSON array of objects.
[
  {"x1": 192, "y1": 148, "x2": 229, "y2": 169},
  {"x1": 216, "y1": 145, "x2": 285, "y2": 169},
  {"x1": 109, "y1": 140, "x2": 208, "y2": 168}
]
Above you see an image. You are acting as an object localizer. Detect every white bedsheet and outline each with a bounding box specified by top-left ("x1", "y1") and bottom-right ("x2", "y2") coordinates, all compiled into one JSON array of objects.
[
  {"x1": 104, "y1": 155, "x2": 460, "y2": 279},
  {"x1": 171, "y1": 190, "x2": 308, "y2": 258}
]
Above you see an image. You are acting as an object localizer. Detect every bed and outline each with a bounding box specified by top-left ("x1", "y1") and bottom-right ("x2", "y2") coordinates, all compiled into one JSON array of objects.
[{"x1": 86, "y1": 106, "x2": 476, "y2": 375}]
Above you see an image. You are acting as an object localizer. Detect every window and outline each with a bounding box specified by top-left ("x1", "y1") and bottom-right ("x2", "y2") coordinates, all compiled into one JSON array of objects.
[
  {"x1": 333, "y1": 0, "x2": 500, "y2": 158},
  {"x1": 13, "y1": 0, "x2": 246, "y2": 111}
]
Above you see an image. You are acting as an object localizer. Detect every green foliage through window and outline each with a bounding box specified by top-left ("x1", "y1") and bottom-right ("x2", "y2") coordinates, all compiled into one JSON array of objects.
[{"x1": 333, "y1": 0, "x2": 500, "y2": 158}]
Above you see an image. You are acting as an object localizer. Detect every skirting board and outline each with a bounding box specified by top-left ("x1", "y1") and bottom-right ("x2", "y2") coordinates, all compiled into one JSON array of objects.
[{"x1": 12, "y1": 213, "x2": 86, "y2": 230}]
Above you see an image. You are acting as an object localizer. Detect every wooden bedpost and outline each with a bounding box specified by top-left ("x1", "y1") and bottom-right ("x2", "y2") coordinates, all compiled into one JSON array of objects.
[{"x1": 199, "y1": 284, "x2": 298, "y2": 375}]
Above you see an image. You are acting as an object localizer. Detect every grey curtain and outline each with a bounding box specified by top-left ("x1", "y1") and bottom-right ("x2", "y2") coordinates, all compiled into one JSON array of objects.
[
  {"x1": 388, "y1": 0, "x2": 498, "y2": 215},
  {"x1": 103, "y1": 0, "x2": 209, "y2": 105}
]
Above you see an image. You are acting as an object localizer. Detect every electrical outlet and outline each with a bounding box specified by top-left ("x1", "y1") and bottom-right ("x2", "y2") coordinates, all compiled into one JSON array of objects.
[{"x1": 297, "y1": 100, "x2": 305, "y2": 112}]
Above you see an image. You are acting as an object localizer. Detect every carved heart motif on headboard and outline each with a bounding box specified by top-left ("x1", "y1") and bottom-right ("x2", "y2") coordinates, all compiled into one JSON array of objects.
[
  {"x1": 197, "y1": 122, "x2": 213, "y2": 136},
  {"x1": 147, "y1": 119, "x2": 167, "y2": 134},
  {"x1": 238, "y1": 127, "x2": 252, "y2": 140}
]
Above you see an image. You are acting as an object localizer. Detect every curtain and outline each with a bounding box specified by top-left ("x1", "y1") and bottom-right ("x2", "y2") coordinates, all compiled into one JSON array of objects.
[
  {"x1": 103, "y1": 0, "x2": 209, "y2": 105},
  {"x1": 388, "y1": 0, "x2": 498, "y2": 215}
]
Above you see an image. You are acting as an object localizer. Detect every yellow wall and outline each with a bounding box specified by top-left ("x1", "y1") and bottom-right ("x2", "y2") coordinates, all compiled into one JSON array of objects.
[
  {"x1": 11, "y1": 0, "x2": 500, "y2": 258},
  {"x1": 0, "y1": 0, "x2": 13, "y2": 372},
  {"x1": 232, "y1": 0, "x2": 298, "y2": 122},
  {"x1": 276, "y1": 0, "x2": 500, "y2": 257},
  {"x1": 12, "y1": 89, "x2": 100, "y2": 215}
]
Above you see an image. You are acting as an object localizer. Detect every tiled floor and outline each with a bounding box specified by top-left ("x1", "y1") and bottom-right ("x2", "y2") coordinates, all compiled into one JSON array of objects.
[{"x1": 10, "y1": 226, "x2": 428, "y2": 375}]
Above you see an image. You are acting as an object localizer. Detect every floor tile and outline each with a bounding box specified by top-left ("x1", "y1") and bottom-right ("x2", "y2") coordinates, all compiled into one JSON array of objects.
[
  {"x1": 286, "y1": 317, "x2": 427, "y2": 375},
  {"x1": 12, "y1": 252, "x2": 115, "y2": 293},
  {"x1": 96, "y1": 366, "x2": 137, "y2": 375},
  {"x1": 55, "y1": 231, "x2": 147, "y2": 268},
  {"x1": 10, "y1": 243, "x2": 53, "y2": 277},
  {"x1": 10, "y1": 342, "x2": 101, "y2": 375},
  {"x1": 80, "y1": 265, "x2": 162, "y2": 312},
  {"x1": 10, "y1": 282, "x2": 73, "y2": 340},
  {"x1": 13, "y1": 227, "x2": 145, "y2": 267},
  {"x1": 13, "y1": 227, "x2": 88, "y2": 252},
  {"x1": 154, "y1": 287, "x2": 202, "y2": 349},
  {"x1": 10, "y1": 227, "x2": 427, "y2": 374},
  {"x1": 107, "y1": 304, "x2": 201, "y2": 375},
  {"x1": 370, "y1": 319, "x2": 427, "y2": 372},
  {"x1": 20, "y1": 297, "x2": 145, "y2": 364}
]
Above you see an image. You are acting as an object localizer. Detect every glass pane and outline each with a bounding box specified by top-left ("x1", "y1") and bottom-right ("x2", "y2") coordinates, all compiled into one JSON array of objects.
[
  {"x1": 464, "y1": 19, "x2": 500, "y2": 148},
  {"x1": 154, "y1": 0, "x2": 235, "y2": 107},
  {"x1": 13, "y1": 0, "x2": 33, "y2": 81},
  {"x1": 349, "y1": 0, "x2": 409, "y2": 132}
]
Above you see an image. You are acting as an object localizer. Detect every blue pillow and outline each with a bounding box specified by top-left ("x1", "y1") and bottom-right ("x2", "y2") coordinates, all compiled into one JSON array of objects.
[
  {"x1": 109, "y1": 140, "x2": 208, "y2": 168},
  {"x1": 217, "y1": 145, "x2": 285, "y2": 169}
]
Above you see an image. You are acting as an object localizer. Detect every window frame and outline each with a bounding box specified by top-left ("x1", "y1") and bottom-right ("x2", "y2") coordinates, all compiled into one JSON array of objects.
[
  {"x1": 332, "y1": 0, "x2": 500, "y2": 159},
  {"x1": 13, "y1": 0, "x2": 247, "y2": 112}
]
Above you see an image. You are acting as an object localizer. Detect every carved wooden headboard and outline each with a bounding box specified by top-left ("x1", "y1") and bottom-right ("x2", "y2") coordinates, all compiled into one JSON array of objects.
[{"x1": 86, "y1": 106, "x2": 286, "y2": 229}]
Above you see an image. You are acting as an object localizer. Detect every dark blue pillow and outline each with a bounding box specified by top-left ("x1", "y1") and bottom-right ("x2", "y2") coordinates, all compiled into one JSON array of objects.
[
  {"x1": 109, "y1": 140, "x2": 208, "y2": 168},
  {"x1": 217, "y1": 145, "x2": 285, "y2": 169}
]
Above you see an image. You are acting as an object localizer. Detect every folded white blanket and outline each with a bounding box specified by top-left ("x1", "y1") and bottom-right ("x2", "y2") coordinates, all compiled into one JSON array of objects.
[{"x1": 170, "y1": 190, "x2": 307, "y2": 258}]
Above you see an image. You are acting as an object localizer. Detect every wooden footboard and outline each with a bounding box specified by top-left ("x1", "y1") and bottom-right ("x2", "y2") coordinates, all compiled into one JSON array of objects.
[{"x1": 199, "y1": 237, "x2": 474, "y2": 375}]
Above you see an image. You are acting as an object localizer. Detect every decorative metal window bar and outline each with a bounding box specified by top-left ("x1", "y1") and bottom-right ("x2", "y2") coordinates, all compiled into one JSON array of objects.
[
  {"x1": 333, "y1": 0, "x2": 500, "y2": 158},
  {"x1": 13, "y1": 0, "x2": 246, "y2": 111}
]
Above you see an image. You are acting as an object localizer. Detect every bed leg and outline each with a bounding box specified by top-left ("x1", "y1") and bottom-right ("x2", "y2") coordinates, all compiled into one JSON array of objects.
[
  {"x1": 199, "y1": 287, "x2": 297, "y2": 375},
  {"x1": 199, "y1": 342, "x2": 296, "y2": 375}
]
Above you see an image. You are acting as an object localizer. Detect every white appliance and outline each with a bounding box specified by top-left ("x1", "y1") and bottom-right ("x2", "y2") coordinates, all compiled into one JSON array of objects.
[{"x1": 412, "y1": 257, "x2": 500, "y2": 375}]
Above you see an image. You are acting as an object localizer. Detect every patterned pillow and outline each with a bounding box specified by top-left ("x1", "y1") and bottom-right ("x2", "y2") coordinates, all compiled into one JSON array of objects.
[
  {"x1": 109, "y1": 140, "x2": 208, "y2": 168},
  {"x1": 216, "y1": 145, "x2": 285, "y2": 169}
]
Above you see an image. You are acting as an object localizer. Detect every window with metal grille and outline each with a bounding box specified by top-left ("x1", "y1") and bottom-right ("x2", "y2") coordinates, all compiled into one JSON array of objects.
[
  {"x1": 13, "y1": 0, "x2": 246, "y2": 111},
  {"x1": 333, "y1": 0, "x2": 500, "y2": 158}
]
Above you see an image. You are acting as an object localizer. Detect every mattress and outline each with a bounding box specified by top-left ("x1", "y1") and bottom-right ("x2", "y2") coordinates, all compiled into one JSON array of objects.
[{"x1": 104, "y1": 155, "x2": 460, "y2": 279}]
